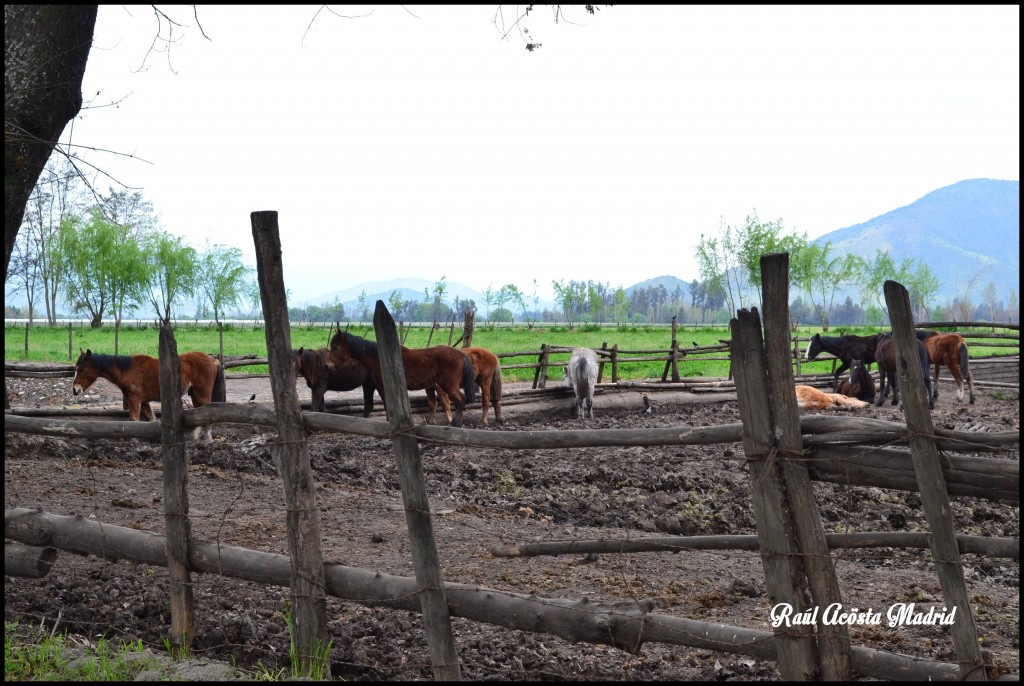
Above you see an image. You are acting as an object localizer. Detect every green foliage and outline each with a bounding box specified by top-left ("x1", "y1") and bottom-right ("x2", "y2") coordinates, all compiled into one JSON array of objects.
[{"x1": 4, "y1": 622, "x2": 161, "y2": 681}]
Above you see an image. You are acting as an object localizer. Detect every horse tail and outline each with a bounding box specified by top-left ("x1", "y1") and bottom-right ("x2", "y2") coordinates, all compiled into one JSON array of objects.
[
  {"x1": 491, "y1": 360, "x2": 503, "y2": 403},
  {"x1": 461, "y1": 353, "x2": 476, "y2": 404},
  {"x1": 958, "y1": 342, "x2": 970, "y2": 378},
  {"x1": 212, "y1": 360, "x2": 227, "y2": 403}
]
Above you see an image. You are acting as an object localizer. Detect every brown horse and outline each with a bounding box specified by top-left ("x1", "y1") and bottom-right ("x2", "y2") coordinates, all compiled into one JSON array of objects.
[
  {"x1": 71, "y1": 348, "x2": 226, "y2": 440},
  {"x1": 328, "y1": 328, "x2": 476, "y2": 427},
  {"x1": 293, "y1": 347, "x2": 377, "y2": 416},
  {"x1": 916, "y1": 330, "x2": 976, "y2": 404},
  {"x1": 434, "y1": 346, "x2": 504, "y2": 426},
  {"x1": 834, "y1": 357, "x2": 876, "y2": 403},
  {"x1": 874, "y1": 333, "x2": 934, "y2": 409}
]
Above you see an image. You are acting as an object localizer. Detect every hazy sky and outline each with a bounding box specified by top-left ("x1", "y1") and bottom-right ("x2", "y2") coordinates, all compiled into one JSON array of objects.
[{"x1": 50, "y1": 4, "x2": 1020, "y2": 305}]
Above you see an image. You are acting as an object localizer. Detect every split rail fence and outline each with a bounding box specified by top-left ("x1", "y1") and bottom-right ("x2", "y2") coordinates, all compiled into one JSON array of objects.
[{"x1": 5, "y1": 228, "x2": 1020, "y2": 681}]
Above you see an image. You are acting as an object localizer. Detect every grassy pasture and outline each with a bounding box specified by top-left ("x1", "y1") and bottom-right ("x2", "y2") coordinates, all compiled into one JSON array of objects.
[{"x1": 6, "y1": 322, "x2": 1008, "y2": 383}]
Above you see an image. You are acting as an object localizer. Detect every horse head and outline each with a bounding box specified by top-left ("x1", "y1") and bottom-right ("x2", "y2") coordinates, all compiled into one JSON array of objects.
[
  {"x1": 71, "y1": 348, "x2": 97, "y2": 395},
  {"x1": 804, "y1": 334, "x2": 822, "y2": 361}
]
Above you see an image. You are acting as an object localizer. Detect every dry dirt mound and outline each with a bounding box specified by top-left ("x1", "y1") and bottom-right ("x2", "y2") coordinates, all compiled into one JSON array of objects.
[{"x1": 4, "y1": 375, "x2": 1020, "y2": 681}]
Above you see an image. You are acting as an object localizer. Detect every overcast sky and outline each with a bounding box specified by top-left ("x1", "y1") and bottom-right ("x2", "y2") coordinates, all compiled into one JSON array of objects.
[{"x1": 53, "y1": 4, "x2": 1020, "y2": 305}]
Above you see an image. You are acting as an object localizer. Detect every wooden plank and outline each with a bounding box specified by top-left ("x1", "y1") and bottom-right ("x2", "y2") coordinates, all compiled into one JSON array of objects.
[
  {"x1": 761, "y1": 253, "x2": 851, "y2": 680},
  {"x1": 250, "y1": 210, "x2": 328, "y2": 676},
  {"x1": 373, "y1": 301, "x2": 462, "y2": 681},
  {"x1": 884, "y1": 280, "x2": 986, "y2": 681},
  {"x1": 157, "y1": 323, "x2": 195, "y2": 654},
  {"x1": 730, "y1": 307, "x2": 817, "y2": 680}
]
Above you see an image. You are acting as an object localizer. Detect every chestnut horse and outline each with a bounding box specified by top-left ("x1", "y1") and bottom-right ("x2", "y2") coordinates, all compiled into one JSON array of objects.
[
  {"x1": 915, "y1": 330, "x2": 976, "y2": 404},
  {"x1": 437, "y1": 347, "x2": 503, "y2": 426},
  {"x1": 834, "y1": 358, "x2": 876, "y2": 403},
  {"x1": 328, "y1": 328, "x2": 476, "y2": 427},
  {"x1": 71, "y1": 348, "x2": 226, "y2": 440},
  {"x1": 293, "y1": 347, "x2": 377, "y2": 416},
  {"x1": 795, "y1": 384, "x2": 869, "y2": 410},
  {"x1": 804, "y1": 333, "x2": 880, "y2": 382},
  {"x1": 874, "y1": 333, "x2": 934, "y2": 409}
]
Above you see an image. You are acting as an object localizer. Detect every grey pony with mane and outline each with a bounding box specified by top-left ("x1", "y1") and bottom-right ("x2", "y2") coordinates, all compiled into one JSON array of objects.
[{"x1": 562, "y1": 347, "x2": 598, "y2": 419}]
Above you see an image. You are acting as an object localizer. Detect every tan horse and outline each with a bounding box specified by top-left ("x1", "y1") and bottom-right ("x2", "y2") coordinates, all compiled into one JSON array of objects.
[{"x1": 795, "y1": 384, "x2": 869, "y2": 411}]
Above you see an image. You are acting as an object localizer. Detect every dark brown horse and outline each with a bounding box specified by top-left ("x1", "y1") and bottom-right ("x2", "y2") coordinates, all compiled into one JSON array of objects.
[
  {"x1": 834, "y1": 357, "x2": 876, "y2": 403},
  {"x1": 874, "y1": 333, "x2": 933, "y2": 409},
  {"x1": 71, "y1": 348, "x2": 226, "y2": 440},
  {"x1": 804, "y1": 333, "x2": 881, "y2": 381},
  {"x1": 916, "y1": 330, "x2": 976, "y2": 404},
  {"x1": 293, "y1": 347, "x2": 376, "y2": 416},
  {"x1": 328, "y1": 328, "x2": 476, "y2": 427}
]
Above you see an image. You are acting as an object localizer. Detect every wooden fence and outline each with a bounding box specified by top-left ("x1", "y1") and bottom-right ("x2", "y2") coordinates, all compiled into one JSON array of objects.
[{"x1": 5, "y1": 244, "x2": 1020, "y2": 680}]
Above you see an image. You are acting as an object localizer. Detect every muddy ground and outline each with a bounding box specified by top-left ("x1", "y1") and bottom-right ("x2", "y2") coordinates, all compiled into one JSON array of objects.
[{"x1": 4, "y1": 372, "x2": 1020, "y2": 681}]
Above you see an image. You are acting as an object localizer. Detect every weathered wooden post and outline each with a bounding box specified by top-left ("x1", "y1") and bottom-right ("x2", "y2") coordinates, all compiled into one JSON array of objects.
[
  {"x1": 534, "y1": 344, "x2": 550, "y2": 389},
  {"x1": 730, "y1": 307, "x2": 817, "y2": 680},
  {"x1": 250, "y1": 211, "x2": 329, "y2": 677},
  {"x1": 157, "y1": 322, "x2": 195, "y2": 654},
  {"x1": 597, "y1": 342, "x2": 609, "y2": 383},
  {"x1": 884, "y1": 280, "x2": 987, "y2": 681},
  {"x1": 67, "y1": 322, "x2": 72, "y2": 360},
  {"x1": 610, "y1": 343, "x2": 619, "y2": 383},
  {"x1": 761, "y1": 253, "x2": 851, "y2": 679},
  {"x1": 374, "y1": 301, "x2": 462, "y2": 681}
]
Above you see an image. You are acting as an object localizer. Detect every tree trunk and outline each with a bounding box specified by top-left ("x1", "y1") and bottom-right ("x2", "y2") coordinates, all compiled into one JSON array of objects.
[{"x1": 4, "y1": 5, "x2": 97, "y2": 279}]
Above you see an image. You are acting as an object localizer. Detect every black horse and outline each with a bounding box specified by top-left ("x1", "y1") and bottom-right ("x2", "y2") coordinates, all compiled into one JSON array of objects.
[
  {"x1": 804, "y1": 333, "x2": 881, "y2": 381},
  {"x1": 293, "y1": 346, "x2": 377, "y2": 416},
  {"x1": 834, "y1": 357, "x2": 876, "y2": 403},
  {"x1": 874, "y1": 333, "x2": 933, "y2": 409}
]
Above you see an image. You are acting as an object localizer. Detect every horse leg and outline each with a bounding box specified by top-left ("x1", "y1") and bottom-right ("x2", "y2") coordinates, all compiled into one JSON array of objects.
[
  {"x1": 933, "y1": 363, "x2": 942, "y2": 401},
  {"x1": 479, "y1": 378, "x2": 490, "y2": 426},
  {"x1": 361, "y1": 379, "x2": 375, "y2": 418},
  {"x1": 313, "y1": 384, "x2": 325, "y2": 413},
  {"x1": 890, "y1": 375, "x2": 900, "y2": 406}
]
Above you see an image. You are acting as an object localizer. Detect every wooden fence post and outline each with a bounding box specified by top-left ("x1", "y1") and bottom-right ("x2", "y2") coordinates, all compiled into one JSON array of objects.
[
  {"x1": 157, "y1": 322, "x2": 195, "y2": 654},
  {"x1": 251, "y1": 210, "x2": 329, "y2": 677},
  {"x1": 534, "y1": 344, "x2": 549, "y2": 389},
  {"x1": 884, "y1": 280, "x2": 986, "y2": 681},
  {"x1": 373, "y1": 301, "x2": 462, "y2": 681},
  {"x1": 67, "y1": 323, "x2": 72, "y2": 360},
  {"x1": 761, "y1": 254, "x2": 852, "y2": 679},
  {"x1": 610, "y1": 344, "x2": 619, "y2": 383},
  {"x1": 597, "y1": 342, "x2": 608, "y2": 383},
  {"x1": 730, "y1": 307, "x2": 817, "y2": 680}
]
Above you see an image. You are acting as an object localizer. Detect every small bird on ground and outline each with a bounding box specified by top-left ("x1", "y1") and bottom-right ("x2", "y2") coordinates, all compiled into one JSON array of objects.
[
  {"x1": 248, "y1": 393, "x2": 256, "y2": 402},
  {"x1": 692, "y1": 341, "x2": 699, "y2": 347},
  {"x1": 640, "y1": 394, "x2": 653, "y2": 416}
]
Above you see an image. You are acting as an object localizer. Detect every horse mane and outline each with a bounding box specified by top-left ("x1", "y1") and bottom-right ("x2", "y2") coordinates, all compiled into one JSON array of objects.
[
  {"x1": 336, "y1": 331, "x2": 379, "y2": 361},
  {"x1": 84, "y1": 353, "x2": 135, "y2": 373}
]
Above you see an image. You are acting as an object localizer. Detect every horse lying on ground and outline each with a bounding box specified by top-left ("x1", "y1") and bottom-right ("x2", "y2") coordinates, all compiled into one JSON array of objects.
[
  {"x1": 834, "y1": 357, "x2": 876, "y2": 403},
  {"x1": 804, "y1": 333, "x2": 881, "y2": 382},
  {"x1": 875, "y1": 333, "x2": 934, "y2": 409},
  {"x1": 293, "y1": 346, "x2": 377, "y2": 416},
  {"x1": 71, "y1": 348, "x2": 226, "y2": 441},
  {"x1": 795, "y1": 384, "x2": 870, "y2": 410},
  {"x1": 562, "y1": 347, "x2": 598, "y2": 419},
  {"x1": 916, "y1": 330, "x2": 976, "y2": 404},
  {"x1": 328, "y1": 328, "x2": 475, "y2": 427}
]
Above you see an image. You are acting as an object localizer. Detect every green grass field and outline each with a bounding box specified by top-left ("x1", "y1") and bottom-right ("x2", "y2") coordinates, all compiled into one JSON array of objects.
[{"x1": 5, "y1": 322, "x2": 1012, "y2": 383}]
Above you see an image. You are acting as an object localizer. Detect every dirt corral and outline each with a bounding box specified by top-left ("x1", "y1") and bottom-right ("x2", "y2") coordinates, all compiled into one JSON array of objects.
[{"x1": 4, "y1": 373, "x2": 1020, "y2": 681}]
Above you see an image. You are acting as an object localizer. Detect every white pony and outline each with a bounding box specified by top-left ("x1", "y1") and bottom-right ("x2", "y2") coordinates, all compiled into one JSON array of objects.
[{"x1": 562, "y1": 347, "x2": 598, "y2": 419}]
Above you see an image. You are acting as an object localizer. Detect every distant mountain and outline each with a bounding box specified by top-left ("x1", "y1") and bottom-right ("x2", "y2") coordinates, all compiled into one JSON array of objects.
[
  {"x1": 302, "y1": 278, "x2": 489, "y2": 314},
  {"x1": 813, "y1": 178, "x2": 1019, "y2": 302},
  {"x1": 626, "y1": 275, "x2": 693, "y2": 295}
]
